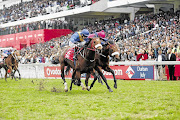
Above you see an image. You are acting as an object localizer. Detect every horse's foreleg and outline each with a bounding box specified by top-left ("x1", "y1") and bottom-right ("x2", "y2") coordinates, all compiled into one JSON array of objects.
[
  {"x1": 95, "y1": 66, "x2": 113, "y2": 92},
  {"x1": 105, "y1": 67, "x2": 117, "y2": 89},
  {"x1": 76, "y1": 71, "x2": 85, "y2": 90},
  {"x1": 85, "y1": 73, "x2": 90, "y2": 91},
  {"x1": 89, "y1": 72, "x2": 97, "y2": 90},
  {"x1": 61, "y1": 64, "x2": 68, "y2": 92}
]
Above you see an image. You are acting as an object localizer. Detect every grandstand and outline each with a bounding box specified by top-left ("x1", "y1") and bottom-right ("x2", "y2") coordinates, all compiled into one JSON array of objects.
[{"x1": 0, "y1": 0, "x2": 179, "y2": 63}]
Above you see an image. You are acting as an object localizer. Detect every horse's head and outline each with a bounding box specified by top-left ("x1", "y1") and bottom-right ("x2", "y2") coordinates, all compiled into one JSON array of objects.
[
  {"x1": 107, "y1": 41, "x2": 120, "y2": 62},
  {"x1": 87, "y1": 37, "x2": 102, "y2": 53}
]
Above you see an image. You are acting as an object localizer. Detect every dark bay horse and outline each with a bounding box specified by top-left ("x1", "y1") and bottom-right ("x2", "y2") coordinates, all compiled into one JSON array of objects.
[
  {"x1": 3, "y1": 51, "x2": 21, "y2": 81},
  {"x1": 84, "y1": 40, "x2": 120, "y2": 91},
  {"x1": 59, "y1": 37, "x2": 103, "y2": 92}
]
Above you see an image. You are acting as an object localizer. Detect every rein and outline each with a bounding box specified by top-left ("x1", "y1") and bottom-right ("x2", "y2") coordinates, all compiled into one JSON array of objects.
[{"x1": 78, "y1": 40, "x2": 97, "y2": 62}]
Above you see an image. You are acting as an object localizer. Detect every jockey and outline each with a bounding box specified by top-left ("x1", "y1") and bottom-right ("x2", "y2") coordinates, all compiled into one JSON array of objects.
[
  {"x1": 69, "y1": 29, "x2": 90, "y2": 61},
  {"x1": 97, "y1": 30, "x2": 108, "y2": 45},
  {"x1": 88, "y1": 30, "x2": 108, "y2": 45},
  {"x1": 2, "y1": 50, "x2": 9, "y2": 58}
]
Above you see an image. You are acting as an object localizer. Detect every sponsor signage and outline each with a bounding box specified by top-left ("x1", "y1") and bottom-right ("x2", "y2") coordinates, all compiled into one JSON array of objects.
[
  {"x1": 44, "y1": 65, "x2": 154, "y2": 80},
  {"x1": 44, "y1": 66, "x2": 86, "y2": 78}
]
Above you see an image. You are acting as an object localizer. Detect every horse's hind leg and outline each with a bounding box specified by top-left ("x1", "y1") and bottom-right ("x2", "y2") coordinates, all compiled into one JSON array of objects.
[
  {"x1": 5, "y1": 70, "x2": 7, "y2": 82},
  {"x1": 95, "y1": 66, "x2": 113, "y2": 92},
  {"x1": 76, "y1": 71, "x2": 85, "y2": 90},
  {"x1": 61, "y1": 63, "x2": 68, "y2": 92},
  {"x1": 70, "y1": 70, "x2": 76, "y2": 91},
  {"x1": 17, "y1": 69, "x2": 21, "y2": 80}
]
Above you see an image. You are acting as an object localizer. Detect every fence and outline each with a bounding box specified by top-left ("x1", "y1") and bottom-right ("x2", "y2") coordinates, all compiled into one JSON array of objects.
[{"x1": 1, "y1": 61, "x2": 180, "y2": 80}]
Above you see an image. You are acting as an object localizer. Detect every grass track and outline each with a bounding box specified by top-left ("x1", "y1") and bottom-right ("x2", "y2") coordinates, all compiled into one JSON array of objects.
[{"x1": 0, "y1": 78, "x2": 180, "y2": 120}]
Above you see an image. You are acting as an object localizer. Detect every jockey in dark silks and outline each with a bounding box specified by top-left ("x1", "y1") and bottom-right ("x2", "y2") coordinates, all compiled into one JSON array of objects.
[
  {"x1": 88, "y1": 30, "x2": 108, "y2": 45},
  {"x1": 69, "y1": 29, "x2": 90, "y2": 66}
]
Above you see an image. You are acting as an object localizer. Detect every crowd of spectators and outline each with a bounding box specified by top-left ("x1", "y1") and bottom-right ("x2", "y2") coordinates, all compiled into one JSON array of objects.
[
  {"x1": 16, "y1": 11, "x2": 179, "y2": 64},
  {"x1": 0, "y1": 10, "x2": 179, "y2": 80},
  {"x1": 0, "y1": 0, "x2": 100, "y2": 35},
  {"x1": 0, "y1": 0, "x2": 98, "y2": 25},
  {"x1": 0, "y1": 18, "x2": 71, "y2": 35}
]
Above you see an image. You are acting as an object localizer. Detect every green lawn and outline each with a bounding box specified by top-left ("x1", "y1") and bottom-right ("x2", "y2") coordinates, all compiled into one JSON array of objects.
[{"x1": 0, "y1": 78, "x2": 180, "y2": 120}]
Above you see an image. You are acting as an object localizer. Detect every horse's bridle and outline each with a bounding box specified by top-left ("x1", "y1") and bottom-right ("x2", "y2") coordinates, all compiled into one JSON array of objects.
[{"x1": 78, "y1": 39, "x2": 102, "y2": 62}]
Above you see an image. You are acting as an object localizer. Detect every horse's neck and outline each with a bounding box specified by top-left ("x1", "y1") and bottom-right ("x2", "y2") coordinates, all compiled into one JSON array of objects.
[
  {"x1": 84, "y1": 47, "x2": 95, "y2": 61},
  {"x1": 102, "y1": 47, "x2": 110, "y2": 57}
]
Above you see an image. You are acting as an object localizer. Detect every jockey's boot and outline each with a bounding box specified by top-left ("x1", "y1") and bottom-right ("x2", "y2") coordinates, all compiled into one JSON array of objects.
[
  {"x1": 73, "y1": 47, "x2": 78, "y2": 60},
  {"x1": 73, "y1": 47, "x2": 78, "y2": 67}
]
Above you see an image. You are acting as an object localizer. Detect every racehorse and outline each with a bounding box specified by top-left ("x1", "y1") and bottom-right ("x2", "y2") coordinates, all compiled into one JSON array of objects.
[
  {"x1": 85, "y1": 40, "x2": 120, "y2": 91},
  {"x1": 59, "y1": 37, "x2": 104, "y2": 92},
  {"x1": 3, "y1": 51, "x2": 21, "y2": 81},
  {"x1": 66, "y1": 40, "x2": 120, "y2": 92}
]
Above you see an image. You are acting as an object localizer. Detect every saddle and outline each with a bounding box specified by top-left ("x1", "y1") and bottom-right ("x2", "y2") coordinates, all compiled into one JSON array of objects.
[
  {"x1": 64, "y1": 48, "x2": 75, "y2": 61},
  {"x1": 64, "y1": 47, "x2": 82, "y2": 61}
]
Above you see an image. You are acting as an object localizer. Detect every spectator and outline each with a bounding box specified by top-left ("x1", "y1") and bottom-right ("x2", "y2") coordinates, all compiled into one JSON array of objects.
[
  {"x1": 156, "y1": 49, "x2": 166, "y2": 80},
  {"x1": 166, "y1": 48, "x2": 176, "y2": 80},
  {"x1": 174, "y1": 52, "x2": 180, "y2": 80}
]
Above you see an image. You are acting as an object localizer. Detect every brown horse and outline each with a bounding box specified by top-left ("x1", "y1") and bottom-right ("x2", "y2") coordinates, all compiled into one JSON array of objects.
[
  {"x1": 3, "y1": 51, "x2": 21, "y2": 81},
  {"x1": 85, "y1": 40, "x2": 120, "y2": 91},
  {"x1": 59, "y1": 37, "x2": 103, "y2": 92}
]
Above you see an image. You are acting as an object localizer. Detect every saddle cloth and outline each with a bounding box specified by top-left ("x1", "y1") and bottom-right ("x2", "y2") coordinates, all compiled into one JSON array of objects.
[{"x1": 64, "y1": 48, "x2": 74, "y2": 61}]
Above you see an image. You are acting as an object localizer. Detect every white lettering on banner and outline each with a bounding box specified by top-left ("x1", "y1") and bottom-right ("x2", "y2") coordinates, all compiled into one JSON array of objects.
[
  {"x1": 0, "y1": 39, "x2": 1, "y2": 42},
  {"x1": 38, "y1": 34, "x2": 43, "y2": 37},
  {"x1": 2, "y1": 39, "x2": 6, "y2": 41},
  {"x1": 28, "y1": 35, "x2": 33, "y2": 38},
  {"x1": 7, "y1": 38, "x2": 8, "y2": 41},
  {"x1": 137, "y1": 66, "x2": 148, "y2": 71},
  {"x1": 19, "y1": 36, "x2": 23, "y2": 39},
  {"x1": 10, "y1": 38, "x2": 14, "y2": 40},
  {"x1": 102, "y1": 69, "x2": 123, "y2": 75},
  {"x1": 46, "y1": 68, "x2": 61, "y2": 76},
  {"x1": 140, "y1": 72, "x2": 146, "y2": 78}
]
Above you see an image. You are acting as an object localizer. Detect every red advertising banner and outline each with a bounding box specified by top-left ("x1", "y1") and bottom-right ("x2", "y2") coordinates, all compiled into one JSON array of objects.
[
  {"x1": 101, "y1": 66, "x2": 130, "y2": 79},
  {"x1": 44, "y1": 65, "x2": 154, "y2": 80},
  {"x1": 0, "y1": 29, "x2": 72, "y2": 50},
  {"x1": 44, "y1": 66, "x2": 73, "y2": 78}
]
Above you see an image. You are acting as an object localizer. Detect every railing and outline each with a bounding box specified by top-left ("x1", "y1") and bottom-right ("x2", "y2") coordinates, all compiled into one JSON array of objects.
[{"x1": 0, "y1": 61, "x2": 180, "y2": 80}]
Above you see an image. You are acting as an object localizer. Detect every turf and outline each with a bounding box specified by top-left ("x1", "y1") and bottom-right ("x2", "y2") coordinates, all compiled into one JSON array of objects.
[{"x1": 0, "y1": 78, "x2": 180, "y2": 120}]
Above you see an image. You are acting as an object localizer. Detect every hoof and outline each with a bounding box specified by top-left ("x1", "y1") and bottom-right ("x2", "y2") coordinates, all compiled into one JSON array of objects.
[
  {"x1": 64, "y1": 89, "x2": 68, "y2": 92},
  {"x1": 82, "y1": 87, "x2": 86, "y2": 90},
  {"x1": 19, "y1": 77, "x2": 21, "y2": 80},
  {"x1": 114, "y1": 84, "x2": 117, "y2": 89},
  {"x1": 87, "y1": 86, "x2": 90, "y2": 91},
  {"x1": 109, "y1": 89, "x2": 113, "y2": 92}
]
